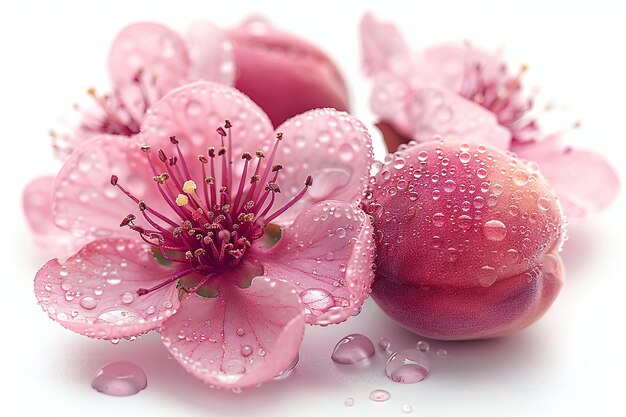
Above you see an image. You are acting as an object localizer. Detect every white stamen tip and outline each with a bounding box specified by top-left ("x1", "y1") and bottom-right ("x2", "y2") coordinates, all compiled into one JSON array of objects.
[
  {"x1": 183, "y1": 180, "x2": 197, "y2": 194},
  {"x1": 176, "y1": 194, "x2": 189, "y2": 206}
]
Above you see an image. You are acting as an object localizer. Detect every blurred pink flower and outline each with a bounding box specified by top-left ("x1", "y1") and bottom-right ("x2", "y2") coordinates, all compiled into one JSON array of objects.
[
  {"x1": 34, "y1": 81, "x2": 375, "y2": 388},
  {"x1": 228, "y1": 16, "x2": 350, "y2": 127},
  {"x1": 361, "y1": 12, "x2": 619, "y2": 219},
  {"x1": 24, "y1": 21, "x2": 233, "y2": 252},
  {"x1": 363, "y1": 140, "x2": 566, "y2": 340}
]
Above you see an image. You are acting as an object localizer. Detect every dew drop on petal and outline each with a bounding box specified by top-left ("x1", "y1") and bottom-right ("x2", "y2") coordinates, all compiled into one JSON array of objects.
[
  {"x1": 273, "y1": 352, "x2": 299, "y2": 380},
  {"x1": 344, "y1": 397, "x2": 355, "y2": 407},
  {"x1": 301, "y1": 288, "x2": 335, "y2": 311},
  {"x1": 79, "y1": 296, "x2": 97, "y2": 310},
  {"x1": 369, "y1": 389, "x2": 391, "y2": 402},
  {"x1": 385, "y1": 349, "x2": 430, "y2": 384},
  {"x1": 402, "y1": 404, "x2": 413, "y2": 414},
  {"x1": 91, "y1": 361, "x2": 147, "y2": 396},
  {"x1": 331, "y1": 334, "x2": 375, "y2": 364}
]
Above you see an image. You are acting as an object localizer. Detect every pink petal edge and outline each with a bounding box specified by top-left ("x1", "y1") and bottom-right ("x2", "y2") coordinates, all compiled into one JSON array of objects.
[
  {"x1": 160, "y1": 275, "x2": 305, "y2": 388},
  {"x1": 272, "y1": 109, "x2": 373, "y2": 224},
  {"x1": 108, "y1": 22, "x2": 191, "y2": 95},
  {"x1": 259, "y1": 200, "x2": 375, "y2": 325},
  {"x1": 52, "y1": 134, "x2": 163, "y2": 240},
  {"x1": 34, "y1": 238, "x2": 182, "y2": 339}
]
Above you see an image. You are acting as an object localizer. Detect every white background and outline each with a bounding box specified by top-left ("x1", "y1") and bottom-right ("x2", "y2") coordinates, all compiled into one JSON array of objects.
[{"x1": 1, "y1": 1, "x2": 625, "y2": 416}]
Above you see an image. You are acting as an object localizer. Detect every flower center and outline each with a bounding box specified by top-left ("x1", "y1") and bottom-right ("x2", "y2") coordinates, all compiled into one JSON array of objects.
[
  {"x1": 462, "y1": 63, "x2": 530, "y2": 129},
  {"x1": 112, "y1": 120, "x2": 312, "y2": 296}
]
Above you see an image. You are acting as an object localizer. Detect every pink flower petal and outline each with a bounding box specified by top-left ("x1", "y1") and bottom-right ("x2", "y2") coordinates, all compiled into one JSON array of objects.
[
  {"x1": 360, "y1": 12, "x2": 413, "y2": 78},
  {"x1": 272, "y1": 109, "x2": 373, "y2": 223},
  {"x1": 52, "y1": 134, "x2": 163, "y2": 240},
  {"x1": 259, "y1": 200, "x2": 375, "y2": 325},
  {"x1": 185, "y1": 21, "x2": 235, "y2": 86},
  {"x1": 524, "y1": 147, "x2": 620, "y2": 219},
  {"x1": 412, "y1": 43, "x2": 509, "y2": 95},
  {"x1": 34, "y1": 238, "x2": 183, "y2": 339},
  {"x1": 140, "y1": 81, "x2": 274, "y2": 186},
  {"x1": 23, "y1": 176, "x2": 86, "y2": 253},
  {"x1": 406, "y1": 88, "x2": 511, "y2": 149},
  {"x1": 369, "y1": 74, "x2": 415, "y2": 138},
  {"x1": 160, "y1": 275, "x2": 305, "y2": 388},
  {"x1": 108, "y1": 22, "x2": 190, "y2": 95}
]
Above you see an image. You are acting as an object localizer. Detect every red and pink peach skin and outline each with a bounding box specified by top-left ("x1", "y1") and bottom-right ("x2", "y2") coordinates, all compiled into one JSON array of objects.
[{"x1": 363, "y1": 140, "x2": 566, "y2": 340}]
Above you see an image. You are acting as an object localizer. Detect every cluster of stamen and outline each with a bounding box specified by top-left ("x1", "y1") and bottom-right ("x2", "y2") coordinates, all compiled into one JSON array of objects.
[
  {"x1": 84, "y1": 70, "x2": 158, "y2": 136},
  {"x1": 111, "y1": 120, "x2": 312, "y2": 296},
  {"x1": 461, "y1": 63, "x2": 535, "y2": 138}
]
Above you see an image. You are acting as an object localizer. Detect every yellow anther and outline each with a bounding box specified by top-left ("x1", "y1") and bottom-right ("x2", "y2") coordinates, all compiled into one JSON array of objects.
[
  {"x1": 176, "y1": 194, "x2": 189, "y2": 206},
  {"x1": 183, "y1": 180, "x2": 197, "y2": 194}
]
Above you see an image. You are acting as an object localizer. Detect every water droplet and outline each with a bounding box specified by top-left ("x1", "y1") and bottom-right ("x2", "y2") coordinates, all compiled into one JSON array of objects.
[
  {"x1": 385, "y1": 349, "x2": 430, "y2": 383},
  {"x1": 344, "y1": 397, "x2": 355, "y2": 407},
  {"x1": 236, "y1": 328, "x2": 245, "y2": 336},
  {"x1": 394, "y1": 157, "x2": 406, "y2": 169},
  {"x1": 240, "y1": 345, "x2": 253, "y2": 357},
  {"x1": 79, "y1": 296, "x2": 97, "y2": 310},
  {"x1": 96, "y1": 308, "x2": 137, "y2": 324},
  {"x1": 369, "y1": 389, "x2": 391, "y2": 402},
  {"x1": 301, "y1": 288, "x2": 335, "y2": 311},
  {"x1": 477, "y1": 168, "x2": 488, "y2": 179},
  {"x1": 458, "y1": 215, "x2": 473, "y2": 230},
  {"x1": 537, "y1": 197, "x2": 550, "y2": 211},
  {"x1": 417, "y1": 150, "x2": 429, "y2": 161},
  {"x1": 339, "y1": 143, "x2": 354, "y2": 162},
  {"x1": 433, "y1": 213, "x2": 445, "y2": 227},
  {"x1": 416, "y1": 340, "x2": 430, "y2": 352},
  {"x1": 443, "y1": 179, "x2": 456, "y2": 193},
  {"x1": 512, "y1": 170, "x2": 529, "y2": 186},
  {"x1": 121, "y1": 292, "x2": 134, "y2": 304},
  {"x1": 436, "y1": 348, "x2": 448, "y2": 357},
  {"x1": 378, "y1": 337, "x2": 391, "y2": 352},
  {"x1": 479, "y1": 266, "x2": 497, "y2": 287},
  {"x1": 331, "y1": 334, "x2": 375, "y2": 364},
  {"x1": 402, "y1": 404, "x2": 413, "y2": 414},
  {"x1": 335, "y1": 227, "x2": 347, "y2": 238},
  {"x1": 459, "y1": 152, "x2": 471, "y2": 163},
  {"x1": 274, "y1": 352, "x2": 299, "y2": 380},
  {"x1": 483, "y1": 220, "x2": 507, "y2": 241},
  {"x1": 308, "y1": 168, "x2": 351, "y2": 201},
  {"x1": 91, "y1": 361, "x2": 147, "y2": 396}
]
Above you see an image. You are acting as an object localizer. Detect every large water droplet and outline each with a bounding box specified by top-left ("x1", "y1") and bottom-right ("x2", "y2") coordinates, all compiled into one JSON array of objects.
[
  {"x1": 301, "y1": 288, "x2": 335, "y2": 311},
  {"x1": 483, "y1": 220, "x2": 507, "y2": 241},
  {"x1": 79, "y1": 296, "x2": 97, "y2": 310},
  {"x1": 308, "y1": 168, "x2": 351, "y2": 201},
  {"x1": 369, "y1": 389, "x2": 391, "y2": 402},
  {"x1": 91, "y1": 361, "x2": 147, "y2": 396},
  {"x1": 331, "y1": 334, "x2": 375, "y2": 364},
  {"x1": 274, "y1": 352, "x2": 299, "y2": 380},
  {"x1": 512, "y1": 170, "x2": 529, "y2": 186},
  {"x1": 385, "y1": 349, "x2": 430, "y2": 383}
]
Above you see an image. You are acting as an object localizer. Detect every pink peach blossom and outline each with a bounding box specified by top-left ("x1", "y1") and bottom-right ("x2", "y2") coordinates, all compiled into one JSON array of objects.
[
  {"x1": 360, "y1": 12, "x2": 619, "y2": 219},
  {"x1": 35, "y1": 81, "x2": 375, "y2": 388},
  {"x1": 24, "y1": 21, "x2": 233, "y2": 253},
  {"x1": 228, "y1": 16, "x2": 350, "y2": 127},
  {"x1": 362, "y1": 140, "x2": 566, "y2": 340}
]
